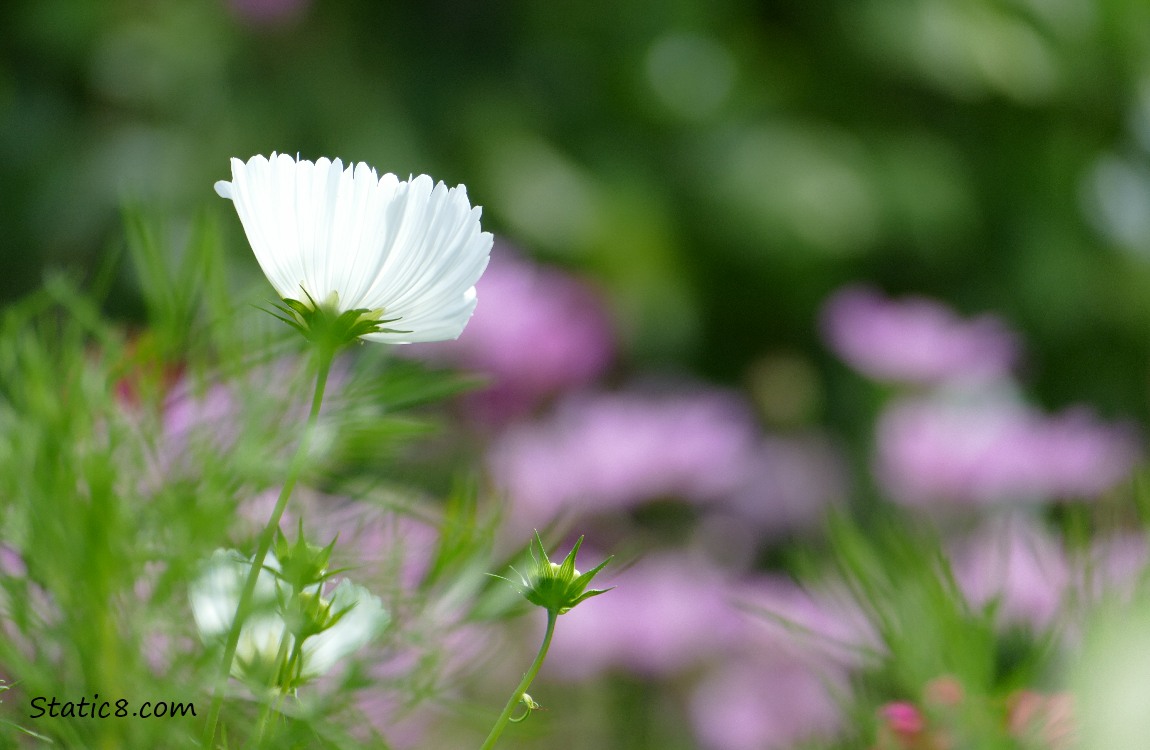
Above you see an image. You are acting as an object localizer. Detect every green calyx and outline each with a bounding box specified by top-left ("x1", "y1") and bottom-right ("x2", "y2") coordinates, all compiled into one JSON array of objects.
[
  {"x1": 510, "y1": 531, "x2": 613, "y2": 615},
  {"x1": 264, "y1": 289, "x2": 410, "y2": 350},
  {"x1": 272, "y1": 521, "x2": 352, "y2": 640},
  {"x1": 273, "y1": 521, "x2": 336, "y2": 589}
]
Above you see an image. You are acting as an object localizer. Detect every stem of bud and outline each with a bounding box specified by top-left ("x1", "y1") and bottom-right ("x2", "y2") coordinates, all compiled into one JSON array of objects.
[{"x1": 479, "y1": 609, "x2": 558, "y2": 750}]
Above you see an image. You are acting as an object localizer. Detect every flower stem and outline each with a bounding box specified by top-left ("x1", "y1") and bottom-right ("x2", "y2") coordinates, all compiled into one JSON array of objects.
[
  {"x1": 201, "y1": 347, "x2": 335, "y2": 749},
  {"x1": 252, "y1": 631, "x2": 296, "y2": 745},
  {"x1": 479, "y1": 610, "x2": 558, "y2": 750}
]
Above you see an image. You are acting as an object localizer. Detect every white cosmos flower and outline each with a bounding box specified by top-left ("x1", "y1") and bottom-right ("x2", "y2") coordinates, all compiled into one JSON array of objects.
[
  {"x1": 190, "y1": 549, "x2": 389, "y2": 687},
  {"x1": 215, "y1": 153, "x2": 493, "y2": 344},
  {"x1": 189, "y1": 549, "x2": 283, "y2": 683},
  {"x1": 300, "y1": 579, "x2": 388, "y2": 676}
]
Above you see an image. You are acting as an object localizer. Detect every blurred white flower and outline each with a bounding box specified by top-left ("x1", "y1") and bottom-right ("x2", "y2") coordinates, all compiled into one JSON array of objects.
[
  {"x1": 302, "y1": 579, "x2": 389, "y2": 675},
  {"x1": 190, "y1": 549, "x2": 388, "y2": 687},
  {"x1": 215, "y1": 153, "x2": 492, "y2": 344}
]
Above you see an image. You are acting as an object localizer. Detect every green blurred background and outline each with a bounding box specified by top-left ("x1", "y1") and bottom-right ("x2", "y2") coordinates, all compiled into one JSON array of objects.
[{"x1": 2, "y1": 0, "x2": 1150, "y2": 423}]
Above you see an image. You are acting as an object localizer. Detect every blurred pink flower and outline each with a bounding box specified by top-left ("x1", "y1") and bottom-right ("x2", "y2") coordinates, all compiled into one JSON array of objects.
[
  {"x1": 304, "y1": 499, "x2": 440, "y2": 592},
  {"x1": 161, "y1": 379, "x2": 237, "y2": 451},
  {"x1": 875, "y1": 387, "x2": 1139, "y2": 508},
  {"x1": 0, "y1": 554, "x2": 61, "y2": 665},
  {"x1": 0, "y1": 544, "x2": 26, "y2": 577},
  {"x1": 150, "y1": 357, "x2": 352, "y2": 494},
  {"x1": 685, "y1": 578, "x2": 860, "y2": 750},
  {"x1": 1081, "y1": 533, "x2": 1149, "y2": 604},
  {"x1": 356, "y1": 621, "x2": 495, "y2": 748},
  {"x1": 821, "y1": 286, "x2": 1020, "y2": 385},
  {"x1": 488, "y1": 389, "x2": 758, "y2": 536},
  {"x1": 878, "y1": 701, "x2": 927, "y2": 742},
  {"x1": 305, "y1": 506, "x2": 494, "y2": 748},
  {"x1": 950, "y1": 515, "x2": 1069, "y2": 631},
  {"x1": 1007, "y1": 690, "x2": 1076, "y2": 749},
  {"x1": 723, "y1": 432, "x2": 849, "y2": 537},
  {"x1": 0, "y1": 545, "x2": 28, "y2": 652},
  {"x1": 351, "y1": 698, "x2": 430, "y2": 750},
  {"x1": 732, "y1": 575, "x2": 879, "y2": 667},
  {"x1": 408, "y1": 248, "x2": 614, "y2": 422},
  {"x1": 688, "y1": 655, "x2": 843, "y2": 750}
]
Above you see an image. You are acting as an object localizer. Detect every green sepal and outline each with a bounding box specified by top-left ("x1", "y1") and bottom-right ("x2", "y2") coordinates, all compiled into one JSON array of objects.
[
  {"x1": 272, "y1": 518, "x2": 336, "y2": 593},
  {"x1": 262, "y1": 289, "x2": 412, "y2": 350},
  {"x1": 510, "y1": 531, "x2": 613, "y2": 615}
]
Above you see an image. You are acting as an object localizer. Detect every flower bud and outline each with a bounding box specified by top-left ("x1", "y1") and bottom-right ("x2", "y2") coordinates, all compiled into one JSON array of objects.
[
  {"x1": 512, "y1": 531, "x2": 613, "y2": 615},
  {"x1": 273, "y1": 520, "x2": 338, "y2": 593}
]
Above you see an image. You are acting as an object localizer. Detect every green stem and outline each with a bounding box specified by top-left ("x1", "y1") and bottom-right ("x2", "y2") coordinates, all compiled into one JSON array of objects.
[
  {"x1": 479, "y1": 610, "x2": 558, "y2": 750},
  {"x1": 201, "y1": 347, "x2": 335, "y2": 749},
  {"x1": 253, "y1": 632, "x2": 296, "y2": 746}
]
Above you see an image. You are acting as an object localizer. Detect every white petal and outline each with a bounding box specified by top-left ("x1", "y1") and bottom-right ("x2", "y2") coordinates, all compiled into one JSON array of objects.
[
  {"x1": 189, "y1": 549, "x2": 280, "y2": 640},
  {"x1": 189, "y1": 550, "x2": 243, "y2": 638},
  {"x1": 301, "y1": 580, "x2": 389, "y2": 676},
  {"x1": 358, "y1": 182, "x2": 494, "y2": 343},
  {"x1": 215, "y1": 155, "x2": 493, "y2": 343},
  {"x1": 234, "y1": 615, "x2": 291, "y2": 677}
]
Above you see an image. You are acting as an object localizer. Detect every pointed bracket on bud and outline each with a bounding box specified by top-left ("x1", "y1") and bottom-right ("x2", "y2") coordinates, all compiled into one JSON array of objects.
[
  {"x1": 496, "y1": 531, "x2": 613, "y2": 616},
  {"x1": 272, "y1": 520, "x2": 355, "y2": 641},
  {"x1": 272, "y1": 518, "x2": 346, "y2": 590}
]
